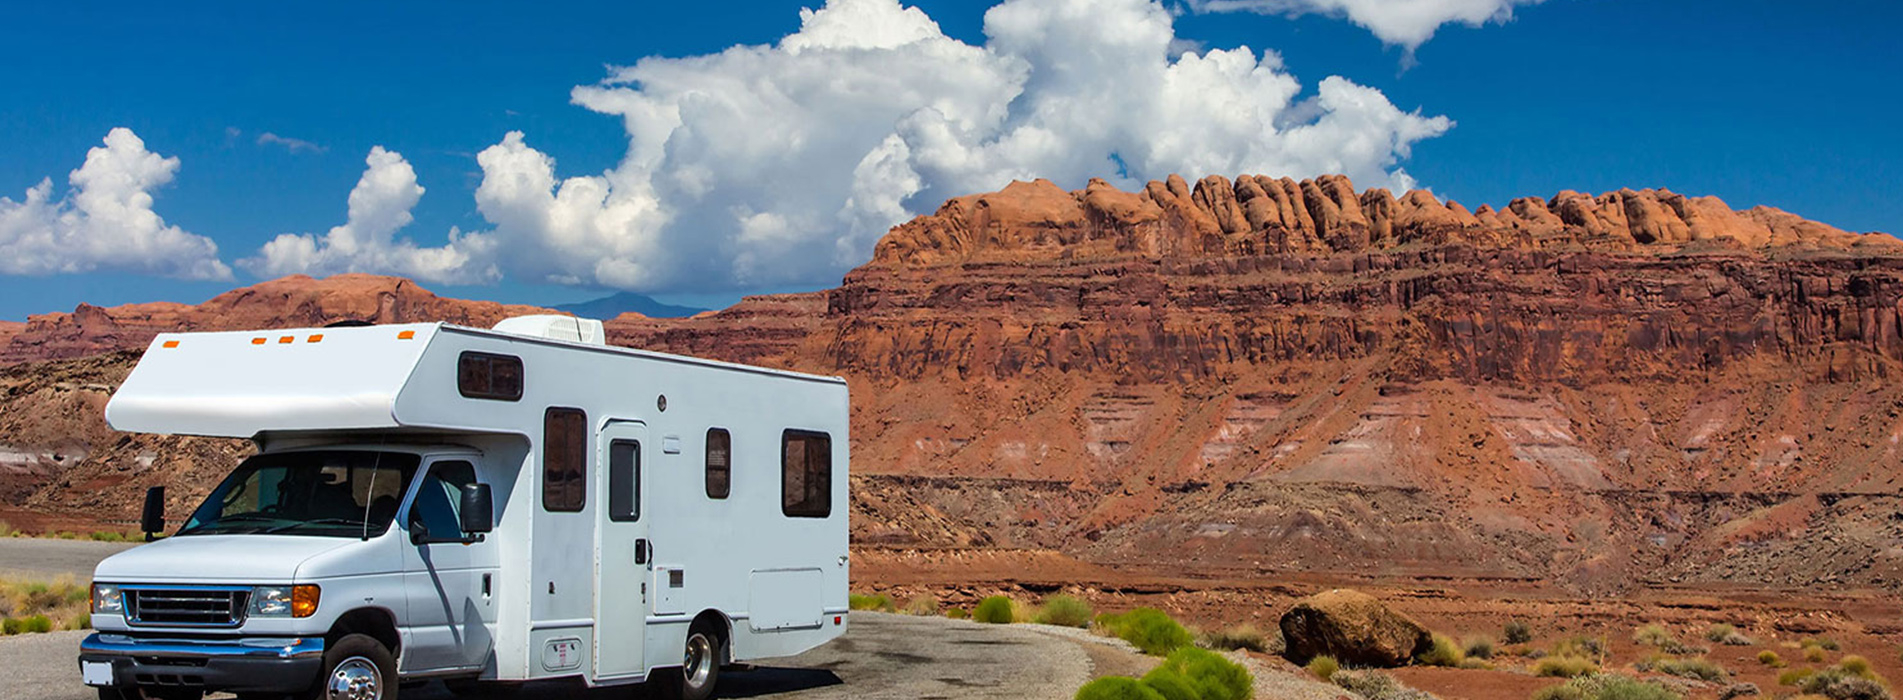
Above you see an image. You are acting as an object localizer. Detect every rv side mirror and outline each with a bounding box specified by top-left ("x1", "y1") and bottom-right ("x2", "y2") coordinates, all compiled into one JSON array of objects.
[
  {"x1": 460, "y1": 484, "x2": 494, "y2": 535},
  {"x1": 140, "y1": 486, "x2": 165, "y2": 541}
]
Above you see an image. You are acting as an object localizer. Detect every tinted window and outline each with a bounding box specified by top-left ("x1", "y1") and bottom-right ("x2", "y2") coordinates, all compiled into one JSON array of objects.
[
  {"x1": 411, "y1": 460, "x2": 478, "y2": 541},
  {"x1": 705, "y1": 428, "x2": 731, "y2": 499},
  {"x1": 543, "y1": 407, "x2": 587, "y2": 512},
  {"x1": 458, "y1": 352, "x2": 523, "y2": 401},
  {"x1": 179, "y1": 451, "x2": 419, "y2": 538},
  {"x1": 608, "y1": 440, "x2": 640, "y2": 522},
  {"x1": 781, "y1": 430, "x2": 831, "y2": 518}
]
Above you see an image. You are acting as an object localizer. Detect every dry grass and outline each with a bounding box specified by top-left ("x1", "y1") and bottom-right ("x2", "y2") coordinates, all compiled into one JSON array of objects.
[{"x1": 0, "y1": 575, "x2": 91, "y2": 634}]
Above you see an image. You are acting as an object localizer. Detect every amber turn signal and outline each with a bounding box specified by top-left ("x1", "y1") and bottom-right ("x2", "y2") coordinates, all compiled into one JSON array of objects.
[{"x1": 292, "y1": 584, "x2": 321, "y2": 618}]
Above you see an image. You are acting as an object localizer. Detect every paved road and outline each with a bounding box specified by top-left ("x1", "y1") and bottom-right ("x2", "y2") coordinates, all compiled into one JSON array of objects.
[
  {"x1": 5, "y1": 613, "x2": 1098, "y2": 700},
  {"x1": 0, "y1": 537, "x2": 140, "y2": 580}
]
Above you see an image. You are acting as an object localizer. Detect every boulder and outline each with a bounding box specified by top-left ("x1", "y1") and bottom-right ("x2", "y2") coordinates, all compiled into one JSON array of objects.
[{"x1": 1279, "y1": 589, "x2": 1432, "y2": 667}]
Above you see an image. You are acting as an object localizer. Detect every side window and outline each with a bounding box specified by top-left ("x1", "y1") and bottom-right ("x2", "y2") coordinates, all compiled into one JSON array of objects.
[
  {"x1": 705, "y1": 428, "x2": 731, "y2": 499},
  {"x1": 780, "y1": 430, "x2": 831, "y2": 518},
  {"x1": 608, "y1": 440, "x2": 640, "y2": 522},
  {"x1": 458, "y1": 352, "x2": 523, "y2": 401},
  {"x1": 543, "y1": 407, "x2": 587, "y2": 512},
  {"x1": 410, "y1": 460, "x2": 477, "y2": 541}
]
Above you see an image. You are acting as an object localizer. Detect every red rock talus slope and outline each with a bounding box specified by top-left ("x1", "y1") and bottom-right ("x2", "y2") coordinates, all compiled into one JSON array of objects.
[
  {"x1": 0, "y1": 273, "x2": 555, "y2": 366},
  {"x1": 611, "y1": 175, "x2": 1903, "y2": 593}
]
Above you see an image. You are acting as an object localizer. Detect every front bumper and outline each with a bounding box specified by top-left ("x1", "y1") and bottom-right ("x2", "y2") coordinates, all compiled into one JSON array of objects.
[{"x1": 79, "y1": 632, "x2": 325, "y2": 693}]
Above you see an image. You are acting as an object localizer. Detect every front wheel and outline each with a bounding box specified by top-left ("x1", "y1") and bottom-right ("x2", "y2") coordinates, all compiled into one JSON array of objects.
[{"x1": 302, "y1": 633, "x2": 397, "y2": 700}]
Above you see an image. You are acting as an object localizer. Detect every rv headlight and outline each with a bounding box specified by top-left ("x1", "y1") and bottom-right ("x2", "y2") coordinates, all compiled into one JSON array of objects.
[
  {"x1": 91, "y1": 584, "x2": 123, "y2": 615},
  {"x1": 251, "y1": 585, "x2": 320, "y2": 618}
]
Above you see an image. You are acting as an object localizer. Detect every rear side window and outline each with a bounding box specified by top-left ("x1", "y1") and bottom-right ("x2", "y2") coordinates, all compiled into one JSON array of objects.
[
  {"x1": 705, "y1": 428, "x2": 731, "y2": 499},
  {"x1": 458, "y1": 352, "x2": 523, "y2": 401},
  {"x1": 780, "y1": 430, "x2": 831, "y2": 518},
  {"x1": 543, "y1": 407, "x2": 587, "y2": 512}
]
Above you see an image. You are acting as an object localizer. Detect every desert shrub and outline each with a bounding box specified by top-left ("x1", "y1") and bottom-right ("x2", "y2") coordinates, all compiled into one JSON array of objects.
[
  {"x1": 946, "y1": 607, "x2": 969, "y2": 620},
  {"x1": 1202, "y1": 623, "x2": 1269, "y2": 653},
  {"x1": 1808, "y1": 646, "x2": 1831, "y2": 663},
  {"x1": 64, "y1": 613, "x2": 89, "y2": 631},
  {"x1": 1716, "y1": 683, "x2": 1760, "y2": 700},
  {"x1": 1307, "y1": 655, "x2": 1341, "y2": 681},
  {"x1": 1799, "y1": 667, "x2": 1893, "y2": 700},
  {"x1": 848, "y1": 592, "x2": 895, "y2": 612},
  {"x1": 1112, "y1": 608, "x2": 1193, "y2": 656},
  {"x1": 1139, "y1": 667, "x2": 1202, "y2": 700},
  {"x1": 1036, "y1": 594, "x2": 1094, "y2": 628},
  {"x1": 974, "y1": 595, "x2": 1017, "y2": 624},
  {"x1": 1075, "y1": 676, "x2": 1165, "y2": 700},
  {"x1": 1, "y1": 618, "x2": 20, "y2": 635},
  {"x1": 1651, "y1": 657, "x2": 1729, "y2": 683},
  {"x1": 21, "y1": 614, "x2": 51, "y2": 633},
  {"x1": 1536, "y1": 656, "x2": 1601, "y2": 678},
  {"x1": 1533, "y1": 675, "x2": 1682, "y2": 700},
  {"x1": 0, "y1": 521, "x2": 14, "y2": 537},
  {"x1": 1332, "y1": 669, "x2": 1438, "y2": 700},
  {"x1": 1531, "y1": 684, "x2": 1589, "y2": 700},
  {"x1": 1458, "y1": 658, "x2": 1494, "y2": 670},
  {"x1": 1417, "y1": 633, "x2": 1465, "y2": 667},
  {"x1": 1463, "y1": 635, "x2": 1496, "y2": 660},
  {"x1": 1553, "y1": 636, "x2": 1607, "y2": 661},
  {"x1": 1158, "y1": 646, "x2": 1253, "y2": 700},
  {"x1": 1801, "y1": 638, "x2": 1843, "y2": 652},
  {"x1": 1704, "y1": 623, "x2": 1755, "y2": 646},
  {"x1": 1780, "y1": 668, "x2": 1818, "y2": 686},
  {"x1": 1635, "y1": 624, "x2": 1675, "y2": 648},
  {"x1": 1760, "y1": 651, "x2": 1785, "y2": 667},
  {"x1": 902, "y1": 596, "x2": 938, "y2": 616},
  {"x1": 1505, "y1": 620, "x2": 1535, "y2": 645},
  {"x1": 1839, "y1": 656, "x2": 1873, "y2": 677}
]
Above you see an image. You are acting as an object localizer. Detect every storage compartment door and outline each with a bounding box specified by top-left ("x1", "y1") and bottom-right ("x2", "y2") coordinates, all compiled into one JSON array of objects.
[{"x1": 747, "y1": 568, "x2": 823, "y2": 632}]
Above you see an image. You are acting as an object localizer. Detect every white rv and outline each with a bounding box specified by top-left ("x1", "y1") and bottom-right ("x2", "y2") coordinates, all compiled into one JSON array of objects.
[{"x1": 76, "y1": 316, "x2": 850, "y2": 700}]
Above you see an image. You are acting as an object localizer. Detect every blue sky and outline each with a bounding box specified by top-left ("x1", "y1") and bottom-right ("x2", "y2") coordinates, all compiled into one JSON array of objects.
[{"x1": 1, "y1": 0, "x2": 1898, "y2": 320}]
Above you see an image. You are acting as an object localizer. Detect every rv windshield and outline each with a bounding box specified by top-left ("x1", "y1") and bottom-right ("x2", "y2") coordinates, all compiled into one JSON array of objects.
[{"x1": 177, "y1": 451, "x2": 420, "y2": 538}]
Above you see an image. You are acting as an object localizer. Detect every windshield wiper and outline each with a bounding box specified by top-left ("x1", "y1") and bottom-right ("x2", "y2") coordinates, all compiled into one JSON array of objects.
[
  {"x1": 262, "y1": 517, "x2": 369, "y2": 534},
  {"x1": 176, "y1": 512, "x2": 280, "y2": 536}
]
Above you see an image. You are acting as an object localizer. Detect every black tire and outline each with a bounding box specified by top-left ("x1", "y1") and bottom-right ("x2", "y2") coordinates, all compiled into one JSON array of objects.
[{"x1": 301, "y1": 633, "x2": 398, "y2": 700}]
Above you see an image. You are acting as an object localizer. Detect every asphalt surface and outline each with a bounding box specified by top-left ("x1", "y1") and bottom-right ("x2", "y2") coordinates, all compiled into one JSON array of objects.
[
  {"x1": 0, "y1": 537, "x2": 140, "y2": 580},
  {"x1": 6, "y1": 613, "x2": 1095, "y2": 700},
  {"x1": 1, "y1": 538, "x2": 1102, "y2": 700}
]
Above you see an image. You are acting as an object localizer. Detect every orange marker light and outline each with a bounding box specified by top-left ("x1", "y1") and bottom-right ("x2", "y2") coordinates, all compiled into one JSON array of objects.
[
  {"x1": 291, "y1": 585, "x2": 321, "y2": 618},
  {"x1": 251, "y1": 338, "x2": 267, "y2": 345},
  {"x1": 278, "y1": 336, "x2": 294, "y2": 344},
  {"x1": 397, "y1": 330, "x2": 416, "y2": 340},
  {"x1": 307, "y1": 334, "x2": 324, "y2": 343},
  {"x1": 161, "y1": 340, "x2": 179, "y2": 349}
]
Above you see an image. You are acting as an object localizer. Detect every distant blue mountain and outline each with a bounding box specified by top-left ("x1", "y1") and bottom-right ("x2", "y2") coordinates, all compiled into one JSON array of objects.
[{"x1": 553, "y1": 292, "x2": 707, "y2": 320}]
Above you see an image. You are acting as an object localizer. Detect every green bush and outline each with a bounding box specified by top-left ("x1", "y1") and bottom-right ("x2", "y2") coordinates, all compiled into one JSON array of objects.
[
  {"x1": 1533, "y1": 675, "x2": 1681, "y2": 700},
  {"x1": 1203, "y1": 624, "x2": 1270, "y2": 653},
  {"x1": 1112, "y1": 608, "x2": 1193, "y2": 656},
  {"x1": 974, "y1": 595, "x2": 1017, "y2": 624},
  {"x1": 1504, "y1": 620, "x2": 1534, "y2": 645},
  {"x1": 21, "y1": 615, "x2": 51, "y2": 633},
  {"x1": 1536, "y1": 656, "x2": 1600, "y2": 678},
  {"x1": 1158, "y1": 646, "x2": 1253, "y2": 700},
  {"x1": 1807, "y1": 646, "x2": 1830, "y2": 663},
  {"x1": 1416, "y1": 633, "x2": 1464, "y2": 667},
  {"x1": 1552, "y1": 635, "x2": 1606, "y2": 661},
  {"x1": 1759, "y1": 651, "x2": 1784, "y2": 667},
  {"x1": 1840, "y1": 655, "x2": 1873, "y2": 677},
  {"x1": 1332, "y1": 669, "x2": 1436, "y2": 700},
  {"x1": 945, "y1": 607, "x2": 969, "y2": 620},
  {"x1": 1307, "y1": 655, "x2": 1340, "y2": 681},
  {"x1": 1075, "y1": 676, "x2": 1165, "y2": 700},
  {"x1": 1650, "y1": 657, "x2": 1728, "y2": 683},
  {"x1": 1703, "y1": 623, "x2": 1754, "y2": 646},
  {"x1": 1801, "y1": 637, "x2": 1842, "y2": 652},
  {"x1": 1036, "y1": 595, "x2": 1095, "y2": 628},
  {"x1": 1462, "y1": 635, "x2": 1495, "y2": 660},
  {"x1": 848, "y1": 592, "x2": 895, "y2": 612},
  {"x1": 1778, "y1": 668, "x2": 1816, "y2": 686},
  {"x1": 1139, "y1": 667, "x2": 1202, "y2": 700},
  {"x1": 0, "y1": 618, "x2": 20, "y2": 635},
  {"x1": 1800, "y1": 666, "x2": 1893, "y2": 700}
]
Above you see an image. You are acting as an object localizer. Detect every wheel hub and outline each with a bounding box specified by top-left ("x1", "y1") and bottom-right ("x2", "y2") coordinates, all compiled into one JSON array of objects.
[
  {"x1": 684, "y1": 633, "x2": 715, "y2": 689},
  {"x1": 325, "y1": 656, "x2": 383, "y2": 700}
]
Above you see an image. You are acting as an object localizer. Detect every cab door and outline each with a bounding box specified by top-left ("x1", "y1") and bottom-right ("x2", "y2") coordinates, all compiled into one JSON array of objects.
[
  {"x1": 594, "y1": 421, "x2": 649, "y2": 681},
  {"x1": 400, "y1": 457, "x2": 500, "y2": 672}
]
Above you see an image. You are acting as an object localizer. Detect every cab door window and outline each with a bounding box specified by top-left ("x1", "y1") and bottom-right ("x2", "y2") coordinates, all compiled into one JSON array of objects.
[{"x1": 410, "y1": 460, "x2": 478, "y2": 542}]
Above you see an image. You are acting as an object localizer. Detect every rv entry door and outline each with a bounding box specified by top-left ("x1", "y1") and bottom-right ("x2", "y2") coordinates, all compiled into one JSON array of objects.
[{"x1": 594, "y1": 421, "x2": 649, "y2": 681}]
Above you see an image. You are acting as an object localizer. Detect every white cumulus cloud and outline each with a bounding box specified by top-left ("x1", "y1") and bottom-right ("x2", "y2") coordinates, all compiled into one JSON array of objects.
[
  {"x1": 458, "y1": 0, "x2": 1454, "y2": 293},
  {"x1": 242, "y1": 147, "x2": 498, "y2": 284},
  {"x1": 1190, "y1": 0, "x2": 1544, "y2": 50},
  {"x1": 0, "y1": 128, "x2": 232, "y2": 280}
]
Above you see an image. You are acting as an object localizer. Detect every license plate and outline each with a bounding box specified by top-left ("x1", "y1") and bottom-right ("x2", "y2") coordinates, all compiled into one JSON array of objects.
[{"x1": 81, "y1": 660, "x2": 114, "y2": 687}]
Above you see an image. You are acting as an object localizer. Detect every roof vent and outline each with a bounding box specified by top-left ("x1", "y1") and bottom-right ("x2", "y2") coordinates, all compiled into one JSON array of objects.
[{"x1": 493, "y1": 315, "x2": 606, "y2": 345}]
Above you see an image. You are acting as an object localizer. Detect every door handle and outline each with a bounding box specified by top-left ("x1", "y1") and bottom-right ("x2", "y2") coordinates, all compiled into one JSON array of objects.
[{"x1": 635, "y1": 539, "x2": 649, "y2": 565}]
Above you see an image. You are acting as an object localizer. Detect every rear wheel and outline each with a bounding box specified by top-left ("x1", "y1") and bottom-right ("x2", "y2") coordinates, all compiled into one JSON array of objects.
[
  {"x1": 301, "y1": 633, "x2": 397, "y2": 700},
  {"x1": 653, "y1": 623, "x2": 724, "y2": 700}
]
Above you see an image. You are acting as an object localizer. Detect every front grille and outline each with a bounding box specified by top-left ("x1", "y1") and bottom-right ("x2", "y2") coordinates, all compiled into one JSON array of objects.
[{"x1": 126, "y1": 588, "x2": 249, "y2": 627}]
